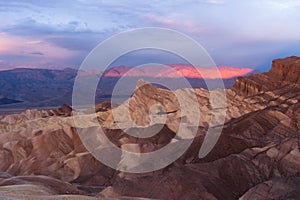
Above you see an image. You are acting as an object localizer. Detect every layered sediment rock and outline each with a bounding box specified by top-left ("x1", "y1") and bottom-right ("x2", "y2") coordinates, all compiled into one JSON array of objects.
[
  {"x1": 233, "y1": 56, "x2": 300, "y2": 96},
  {"x1": 270, "y1": 56, "x2": 300, "y2": 84},
  {"x1": 0, "y1": 56, "x2": 300, "y2": 199}
]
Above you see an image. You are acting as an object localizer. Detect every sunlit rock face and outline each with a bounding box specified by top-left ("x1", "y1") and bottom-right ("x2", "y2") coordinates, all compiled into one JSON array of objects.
[
  {"x1": 0, "y1": 56, "x2": 299, "y2": 199},
  {"x1": 232, "y1": 56, "x2": 300, "y2": 96},
  {"x1": 270, "y1": 56, "x2": 300, "y2": 84}
]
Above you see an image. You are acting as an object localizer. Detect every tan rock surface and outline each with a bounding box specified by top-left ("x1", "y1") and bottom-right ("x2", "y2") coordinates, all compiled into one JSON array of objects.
[{"x1": 0, "y1": 56, "x2": 300, "y2": 199}]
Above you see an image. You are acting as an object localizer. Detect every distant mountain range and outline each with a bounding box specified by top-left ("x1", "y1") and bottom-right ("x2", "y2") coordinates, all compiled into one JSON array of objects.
[
  {"x1": 0, "y1": 56, "x2": 299, "y2": 199},
  {"x1": 0, "y1": 65, "x2": 256, "y2": 110},
  {"x1": 103, "y1": 65, "x2": 253, "y2": 79}
]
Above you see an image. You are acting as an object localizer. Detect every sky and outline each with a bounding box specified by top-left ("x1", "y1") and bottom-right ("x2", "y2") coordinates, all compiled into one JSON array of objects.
[{"x1": 0, "y1": 0, "x2": 300, "y2": 71}]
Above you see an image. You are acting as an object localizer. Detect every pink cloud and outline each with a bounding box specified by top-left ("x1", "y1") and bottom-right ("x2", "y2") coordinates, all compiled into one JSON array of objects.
[
  {"x1": 25, "y1": 40, "x2": 43, "y2": 45},
  {"x1": 144, "y1": 14, "x2": 209, "y2": 35},
  {"x1": 0, "y1": 33, "x2": 82, "y2": 69},
  {"x1": 0, "y1": 33, "x2": 78, "y2": 59}
]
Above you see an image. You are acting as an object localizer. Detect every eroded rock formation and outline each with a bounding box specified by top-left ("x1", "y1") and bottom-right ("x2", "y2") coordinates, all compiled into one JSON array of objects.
[{"x1": 0, "y1": 56, "x2": 300, "y2": 199}]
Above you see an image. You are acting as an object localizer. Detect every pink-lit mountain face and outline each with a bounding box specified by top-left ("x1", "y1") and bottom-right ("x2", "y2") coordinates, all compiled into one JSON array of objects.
[
  {"x1": 0, "y1": 65, "x2": 254, "y2": 110},
  {"x1": 103, "y1": 65, "x2": 254, "y2": 79}
]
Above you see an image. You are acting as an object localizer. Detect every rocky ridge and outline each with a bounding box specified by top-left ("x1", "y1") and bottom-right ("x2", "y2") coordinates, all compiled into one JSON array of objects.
[{"x1": 0, "y1": 56, "x2": 299, "y2": 199}]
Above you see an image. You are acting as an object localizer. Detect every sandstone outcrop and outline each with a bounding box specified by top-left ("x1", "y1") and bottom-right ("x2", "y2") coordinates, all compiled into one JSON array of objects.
[
  {"x1": 0, "y1": 56, "x2": 299, "y2": 199},
  {"x1": 270, "y1": 56, "x2": 300, "y2": 84},
  {"x1": 233, "y1": 56, "x2": 300, "y2": 96}
]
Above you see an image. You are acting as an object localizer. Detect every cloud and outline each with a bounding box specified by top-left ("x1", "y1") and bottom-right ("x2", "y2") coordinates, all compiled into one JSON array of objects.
[
  {"x1": 0, "y1": 0, "x2": 299, "y2": 70},
  {"x1": 0, "y1": 32, "x2": 76, "y2": 58},
  {"x1": 3, "y1": 18, "x2": 118, "y2": 52},
  {"x1": 203, "y1": 0, "x2": 223, "y2": 5},
  {"x1": 29, "y1": 51, "x2": 44, "y2": 55},
  {"x1": 266, "y1": 0, "x2": 300, "y2": 9},
  {"x1": 143, "y1": 14, "x2": 209, "y2": 35},
  {"x1": 0, "y1": 32, "x2": 81, "y2": 68},
  {"x1": 25, "y1": 40, "x2": 42, "y2": 45}
]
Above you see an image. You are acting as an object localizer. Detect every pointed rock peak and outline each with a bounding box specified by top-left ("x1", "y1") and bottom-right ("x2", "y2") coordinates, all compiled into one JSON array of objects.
[
  {"x1": 132, "y1": 79, "x2": 159, "y2": 99},
  {"x1": 136, "y1": 79, "x2": 151, "y2": 88},
  {"x1": 135, "y1": 79, "x2": 157, "y2": 91}
]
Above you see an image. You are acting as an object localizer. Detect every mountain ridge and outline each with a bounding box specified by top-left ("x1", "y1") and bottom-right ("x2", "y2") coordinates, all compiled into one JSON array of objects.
[
  {"x1": 0, "y1": 56, "x2": 299, "y2": 199},
  {"x1": 0, "y1": 65, "x2": 256, "y2": 110},
  {"x1": 103, "y1": 64, "x2": 254, "y2": 79}
]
